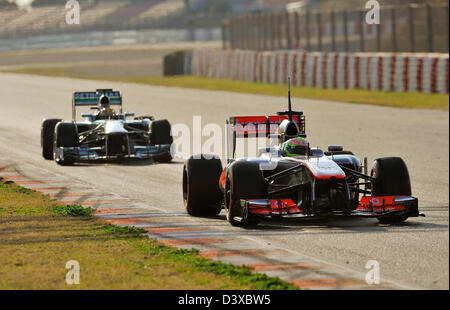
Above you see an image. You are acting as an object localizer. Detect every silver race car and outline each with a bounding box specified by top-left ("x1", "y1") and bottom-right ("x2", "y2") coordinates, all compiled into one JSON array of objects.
[
  {"x1": 41, "y1": 89, "x2": 173, "y2": 165},
  {"x1": 183, "y1": 85, "x2": 424, "y2": 226}
]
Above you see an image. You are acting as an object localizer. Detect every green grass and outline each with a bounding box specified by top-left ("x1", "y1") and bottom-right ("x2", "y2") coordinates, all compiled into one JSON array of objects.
[
  {"x1": 52, "y1": 204, "x2": 94, "y2": 216},
  {"x1": 0, "y1": 180, "x2": 297, "y2": 290},
  {"x1": 4, "y1": 66, "x2": 449, "y2": 110},
  {"x1": 0, "y1": 181, "x2": 35, "y2": 195}
]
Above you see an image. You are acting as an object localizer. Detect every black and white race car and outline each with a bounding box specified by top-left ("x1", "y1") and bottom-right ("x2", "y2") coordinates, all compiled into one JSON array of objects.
[{"x1": 41, "y1": 89, "x2": 173, "y2": 165}]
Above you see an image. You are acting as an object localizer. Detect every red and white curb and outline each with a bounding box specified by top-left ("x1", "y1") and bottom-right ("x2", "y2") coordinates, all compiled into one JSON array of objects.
[{"x1": 1, "y1": 163, "x2": 420, "y2": 290}]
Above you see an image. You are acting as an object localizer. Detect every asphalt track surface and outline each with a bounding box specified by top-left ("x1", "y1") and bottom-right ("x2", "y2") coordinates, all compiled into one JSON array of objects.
[
  {"x1": 0, "y1": 72, "x2": 448, "y2": 289},
  {"x1": 0, "y1": 42, "x2": 221, "y2": 77}
]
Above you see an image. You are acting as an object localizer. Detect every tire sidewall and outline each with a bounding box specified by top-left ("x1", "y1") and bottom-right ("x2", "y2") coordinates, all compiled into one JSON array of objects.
[
  {"x1": 41, "y1": 119, "x2": 61, "y2": 160},
  {"x1": 150, "y1": 119, "x2": 173, "y2": 145},
  {"x1": 183, "y1": 155, "x2": 223, "y2": 216},
  {"x1": 54, "y1": 122, "x2": 78, "y2": 165},
  {"x1": 371, "y1": 157, "x2": 412, "y2": 223},
  {"x1": 226, "y1": 161, "x2": 265, "y2": 226}
]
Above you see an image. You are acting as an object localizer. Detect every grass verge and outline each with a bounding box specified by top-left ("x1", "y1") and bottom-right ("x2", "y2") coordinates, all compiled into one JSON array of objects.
[
  {"x1": 4, "y1": 66, "x2": 449, "y2": 110},
  {"x1": 0, "y1": 180, "x2": 297, "y2": 290}
]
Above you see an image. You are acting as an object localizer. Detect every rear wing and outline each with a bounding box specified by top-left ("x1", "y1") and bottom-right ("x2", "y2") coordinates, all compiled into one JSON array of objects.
[
  {"x1": 72, "y1": 89, "x2": 122, "y2": 120},
  {"x1": 226, "y1": 113, "x2": 306, "y2": 161}
]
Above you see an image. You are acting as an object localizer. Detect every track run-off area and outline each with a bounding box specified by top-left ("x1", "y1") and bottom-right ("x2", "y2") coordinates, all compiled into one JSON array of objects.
[{"x1": 0, "y1": 72, "x2": 448, "y2": 289}]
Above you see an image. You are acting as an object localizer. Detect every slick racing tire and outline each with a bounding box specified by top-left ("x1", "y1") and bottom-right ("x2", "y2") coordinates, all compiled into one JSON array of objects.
[
  {"x1": 41, "y1": 119, "x2": 62, "y2": 160},
  {"x1": 371, "y1": 157, "x2": 411, "y2": 223},
  {"x1": 135, "y1": 116, "x2": 154, "y2": 121},
  {"x1": 150, "y1": 119, "x2": 173, "y2": 145},
  {"x1": 183, "y1": 155, "x2": 223, "y2": 216},
  {"x1": 225, "y1": 161, "x2": 265, "y2": 227},
  {"x1": 54, "y1": 122, "x2": 79, "y2": 166},
  {"x1": 155, "y1": 152, "x2": 173, "y2": 163}
]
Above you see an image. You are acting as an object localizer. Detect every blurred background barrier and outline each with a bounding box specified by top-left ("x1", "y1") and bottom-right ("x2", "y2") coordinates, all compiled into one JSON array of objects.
[
  {"x1": 166, "y1": 48, "x2": 449, "y2": 94},
  {"x1": 164, "y1": 50, "x2": 193, "y2": 76},
  {"x1": 0, "y1": 0, "x2": 228, "y2": 39},
  {"x1": 222, "y1": 2, "x2": 449, "y2": 53},
  {"x1": 0, "y1": 0, "x2": 225, "y2": 50},
  {"x1": 2, "y1": 0, "x2": 448, "y2": 93},
  {"x1": 0, "y1": 28, "x2": 220, "y2": 51},
  {"x1": 1, "y1": 1, "x2": 447, "y2": 53}
]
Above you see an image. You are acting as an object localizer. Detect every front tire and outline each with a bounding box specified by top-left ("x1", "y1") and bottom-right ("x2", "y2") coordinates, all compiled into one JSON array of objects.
[
  {"x1": 54, "y1": 122, "x2": 78, "y2": 166},
  {"x1": 371, "y1": 157, "x2": 411, "y2": 223},
  {"x1": 225, "y1": 161, "x2": 265, "y2": 227},
  {"x1": 183, "y1": 155, "x2": 223, "y2": 216},
  {"x1": 155, "y1": 152, "x2": 173, "y2": 163},
  {"x1": 150, "y1": 119, "x2": 173, "y2": 145},
  {"x1": 41, "y1": 119, "x2": 62, "y2": 160}
]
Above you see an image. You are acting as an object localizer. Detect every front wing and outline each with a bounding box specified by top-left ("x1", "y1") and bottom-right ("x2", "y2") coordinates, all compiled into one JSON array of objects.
[
  {"x1": 240, "y1": 195, "x2": 423, "y2": 220},
  {"x1": 55, "y1": 144, "x2": 171, "y2": 162}
]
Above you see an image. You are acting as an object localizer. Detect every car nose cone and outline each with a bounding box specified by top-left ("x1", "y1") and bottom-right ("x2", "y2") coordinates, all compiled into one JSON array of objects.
[{"x1": 104, "y1": 121, "x2": 127, "y2": 134}]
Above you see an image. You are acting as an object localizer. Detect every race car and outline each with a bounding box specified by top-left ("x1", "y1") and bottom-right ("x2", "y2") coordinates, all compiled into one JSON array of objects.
[
  {"x1": 41, "y1": 89, "x2": 173, "y2": 165},
  {"x1": 183, "y1": 91, "x2": 424, "y2": 227}
]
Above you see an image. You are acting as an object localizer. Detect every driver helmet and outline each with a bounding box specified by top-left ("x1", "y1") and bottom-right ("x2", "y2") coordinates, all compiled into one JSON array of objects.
[
  {"x1": 282, "y1": 137, "x2": 310, "y2": 157},
  {"x1": 98, "y1": 95, "x2": 113, "y2": 115}
]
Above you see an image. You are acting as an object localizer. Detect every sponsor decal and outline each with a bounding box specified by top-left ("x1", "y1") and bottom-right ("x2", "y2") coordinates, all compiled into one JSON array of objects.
[
  {"x1": 74, "y1": 91, "x2": 121, "y2": 105},
  {"x1": 370, "y1": 197, "x2": 381, "y2": 206},
  {"x1": 234, "y1": 115, "x2": 302, "y2": 136}
]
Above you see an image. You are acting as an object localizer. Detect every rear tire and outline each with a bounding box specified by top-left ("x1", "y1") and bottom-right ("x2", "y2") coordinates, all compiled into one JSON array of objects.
[
  {"x1": 371, "y1": 157, "x2": 411, "y2": 223},
  {"x1": 225, "y1": 161, "x2": 265, "y2": 227},
  {"x1": 183, "y1": 155, "x2": 223, "y2": 216},
  {"x1": 135, "y1": 116, "x2": 154, "y2": 121},
  {"x1": 324, "y1": 151, "x2": 354, "y2": 156},
  {"x1": 41, "y1": 119, "x2": 62, "y2": 160},
  {"x1": 150, "y1": 119, "x2": 173, "y2": 145},
  {"x1": 54, "y1": 122, "x2": 78, "y2": 166}
]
